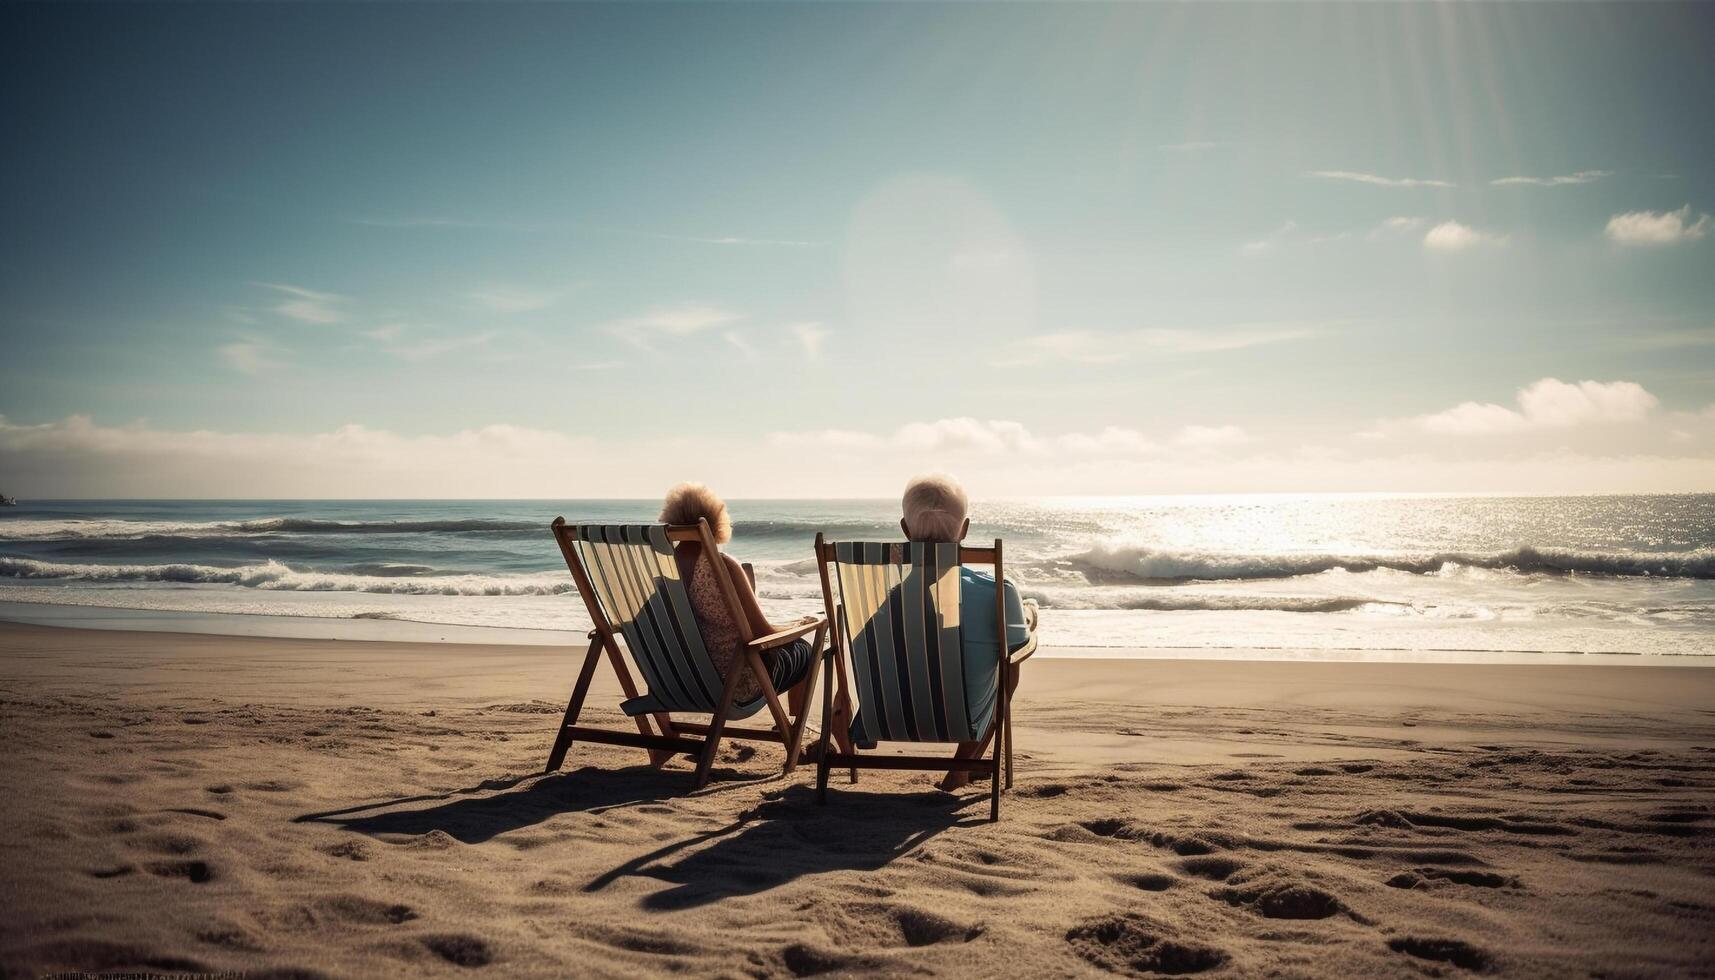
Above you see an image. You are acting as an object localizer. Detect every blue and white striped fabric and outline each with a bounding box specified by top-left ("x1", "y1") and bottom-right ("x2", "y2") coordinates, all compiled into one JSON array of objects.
[
  {"x1": 829, "y1": 541, "x2": 994, "y2": 748},
  {"x1": 570, "y1": 524, "x2": 737, "y2": 717}
]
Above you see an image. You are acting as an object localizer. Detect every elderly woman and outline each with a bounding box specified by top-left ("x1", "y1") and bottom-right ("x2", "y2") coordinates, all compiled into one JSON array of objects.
[{"x1": 659, "y1": 482, "x2": 819, "y2": 708}]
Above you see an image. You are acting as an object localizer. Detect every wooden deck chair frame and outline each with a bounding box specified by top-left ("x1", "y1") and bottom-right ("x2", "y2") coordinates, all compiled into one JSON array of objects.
[
  {"x1": 546, "y1": 517, "x2": 828, "y2": 789},
  {"x1": 811, "y1": 534, "x2": 1014, "y2": 822}
]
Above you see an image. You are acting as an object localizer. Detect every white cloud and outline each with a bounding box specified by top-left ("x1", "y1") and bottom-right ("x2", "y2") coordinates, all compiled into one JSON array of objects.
[
  {"x1": 1490, "y1": 169, "x2": 1611, "y2": 187},
  {"x1": 1423, "y1": 220, "x2": 1505, "y2": 251},
  {"x1": 0, "y1": 416, "x2": 603, "y2": 498},
  {"x1": 771, "y1": 418, "x2": 1252, "y2": 459},
  {"x1": 1057, "y1": 426, "x2": 1158, "y2": 455},
  {"x1": 767, "y1": 428, "x2": 887, "y2": 451},
  {"x1": 1515, "y1": 378, "x2": 1658, "y2": 427},
  {"x1": 790, "y1": 322, "x2": 831, "y2": 359},
  {"x1": 1309, "y1": 170, "x2": 1454, "y2": 189},
  {"x1": 769, "y1": 418, "x2": 1043, "y2": 456},
  {"x1": 253, "y1": 282, "x2": 345, "y2": 324},
  {"x1": 364, "y1": 323, "x2": 406, "y2": 342},
  {"x1": 1373, "y1": 216, "x2": 1426, "y2": 237},
  {"x1": 467, "y1": 286, "x2": 558, "y2": 314},
  {"x1": 218, "y1": 337, "x2": 285, "y2": 375},
  {"x1": 1604, "y1": 205, "x2": 1711, "y2": 246},
  {"x1": 895, "y1": 418, "x2": 1042, "y2": 455},
  {"x1": 1414, "y1": 379, "x2": 1659, "y2": 435},
  {"x1": 1161, "y1": 141, "x2": 1218, "y2": 152},
  {"x1": 9, "y1": 412, "x2": 1713, "y2": 498},
  {"x1": 606, "y1": 304, "x2": 742, "y2": 347},
  {"x1": 1173, "y1": 424, "x2": 1251, "y2": 448}
]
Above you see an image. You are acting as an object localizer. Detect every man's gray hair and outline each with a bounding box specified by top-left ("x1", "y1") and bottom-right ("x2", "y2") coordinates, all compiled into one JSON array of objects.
[{"x1": 901, "y1": 474, "x2": 969, "y2": 542}]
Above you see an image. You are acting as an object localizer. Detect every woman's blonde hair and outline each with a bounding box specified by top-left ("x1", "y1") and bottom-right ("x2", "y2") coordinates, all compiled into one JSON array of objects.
[{"x1": 659, "y1": 482, "x2": 732, "y2": 543}]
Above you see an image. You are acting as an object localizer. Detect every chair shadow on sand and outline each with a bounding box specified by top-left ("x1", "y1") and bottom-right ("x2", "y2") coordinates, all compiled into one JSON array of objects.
[
  {"x1": 295, "y1": 768, "x2": 980, "y2": 912},
  {"x1": 293, "y1": 763, "x2": 767, "y2": 844},
  {"x1": 587, "y1": 783, "x2": 979, "y2": 912}
]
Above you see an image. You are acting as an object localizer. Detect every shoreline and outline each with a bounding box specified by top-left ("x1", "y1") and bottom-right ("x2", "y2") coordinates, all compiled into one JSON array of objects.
[{"x1": 2, "y1": 599, "x2": 1704, "y2": 667}]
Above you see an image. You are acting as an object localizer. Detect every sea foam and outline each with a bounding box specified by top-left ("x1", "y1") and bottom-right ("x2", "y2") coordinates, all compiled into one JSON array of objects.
[
  {"x1": 1065, "y1": 544, "x2": 1715, "y2": 582},
  {"x1": 0, "y1": 557, "x2": 574, "y2": 596}
]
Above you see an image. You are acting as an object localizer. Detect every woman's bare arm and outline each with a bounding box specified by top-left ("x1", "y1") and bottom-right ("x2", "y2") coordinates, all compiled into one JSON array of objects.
[{"x1": 723, "y1": 553, "x2": 784, "y2": 637}]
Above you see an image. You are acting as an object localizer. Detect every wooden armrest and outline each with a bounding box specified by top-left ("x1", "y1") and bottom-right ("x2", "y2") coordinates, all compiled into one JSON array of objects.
[
  {"x1": 1008, "y1": 631, "x2": 1039, "y2": 665},
  {"x1": 749, "y1": 617, "x2": 827, "y2": 651}
]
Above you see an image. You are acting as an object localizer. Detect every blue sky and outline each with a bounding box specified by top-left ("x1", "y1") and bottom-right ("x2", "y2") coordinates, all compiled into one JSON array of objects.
[{"x1": 2, "y1": 2, "x2": 1713, "y2": 497}]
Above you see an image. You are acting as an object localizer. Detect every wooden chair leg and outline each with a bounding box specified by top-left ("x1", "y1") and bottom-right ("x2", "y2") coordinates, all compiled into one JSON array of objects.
[
  {"x1": 745, "y1": 649, "x2": 795, "y2": 743},
  {"x1": 783, "y1": 631, "x2": 824, "y2": 774},
  {"x1": 816, "y1": 642, "x2": 859, "y2": 784},
  {"x1": 1004, "y1": 663, "x2": 1015, "y2": 790},
  {"x1": 693, "y1": 664, "x2": 750, "y2": 789},
  {"x1": 816, "y1": 649, "x2": 834, "y2": 804},
  {"x1": 990, "y1": 669, "x2": 1006, "y2": 822},
  {"x1": 545, "y1": 635, "x2": 605, "y2": 773}
]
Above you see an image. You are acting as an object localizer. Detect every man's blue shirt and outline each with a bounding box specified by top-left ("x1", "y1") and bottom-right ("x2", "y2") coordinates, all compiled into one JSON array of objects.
[{"x1": 958, "y1": 567, "x2": 1031, "y2": 733}]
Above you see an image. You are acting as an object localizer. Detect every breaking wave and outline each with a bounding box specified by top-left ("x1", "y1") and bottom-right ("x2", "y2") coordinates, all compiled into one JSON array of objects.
[
  {"x1": 0, "y1": 557, "x2": 575, "y2": 596},
  {"x1": 1063, "y1": 544, "x2": 1715, "y2": 582},
  {"x1": 0, "y1": 517, "x2": 541, "y2": 540},
  {"x1": 1023, "y1": 590, "x2": 1391, "y2": 613}
]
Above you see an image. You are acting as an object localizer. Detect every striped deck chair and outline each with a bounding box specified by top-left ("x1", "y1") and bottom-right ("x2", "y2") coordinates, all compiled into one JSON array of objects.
[
  {"x1": 547, "y1": 518, "x2": 827, "y2": 789},
  {"x1": 812, "y1": 534, "x2": 1015, "y2": 821}
]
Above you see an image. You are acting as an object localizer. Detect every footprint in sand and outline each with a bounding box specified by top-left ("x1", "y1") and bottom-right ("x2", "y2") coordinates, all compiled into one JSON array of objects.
[
  {"x1": 314, "y1": 895, "x2": 417, "y2": 925},
  {"x1": 885, "y1": 906, "x2": 985, "y2": 947},
  {"x1": 1387, "y1": 937, "x2": 1493, "y2": 971},
  {"x1": 1079, "y1": 817, "x2": 1134, "y2": 837},
  {"x1": 781, "y1": 942, "x2": 858, "y2": 977},
  {"x1": 1119, "y1": 872, "x2": 1177, "y2": 892},
  {"x1": 1214, "y1": 879, "x2": 1345, "y2": 920},
  {"x1": 145, "y1": 860, "x2": 215, "y2": 883},
  {"x1": 1387, "y1": 867, "x2": 1516, "y2": 889},
  {"x1": 1178, "y1": 856, "x2": 1244, "y2": 881},
  {"x1": 419, "y1": 934, "x2": 494, "y2": 968},
  {"x1": 1066, "y1": 914, "x2": 1227, "y2": 976}
]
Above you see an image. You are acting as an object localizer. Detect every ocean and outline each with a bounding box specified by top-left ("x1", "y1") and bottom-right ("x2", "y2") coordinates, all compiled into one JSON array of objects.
[{"x1": 2, "y1": 495, "x2": 1712, "y2": 659}]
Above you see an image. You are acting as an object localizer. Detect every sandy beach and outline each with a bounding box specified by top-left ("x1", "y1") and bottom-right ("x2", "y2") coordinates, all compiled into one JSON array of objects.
[{"x1": 0, "y1": 622, "x2": 1711, "y2": 978}]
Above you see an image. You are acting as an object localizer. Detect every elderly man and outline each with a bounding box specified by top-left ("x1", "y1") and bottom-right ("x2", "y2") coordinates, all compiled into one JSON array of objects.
[{"x1": 899, "y1": 474, "x2": 1038, "y2": 790}]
